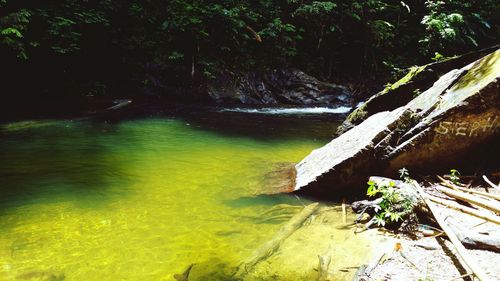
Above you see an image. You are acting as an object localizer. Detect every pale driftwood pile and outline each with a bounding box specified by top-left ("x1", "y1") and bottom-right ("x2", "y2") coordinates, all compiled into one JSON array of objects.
[{"x1": 354, "y1": 175, "x2": 500, "y2": 281}]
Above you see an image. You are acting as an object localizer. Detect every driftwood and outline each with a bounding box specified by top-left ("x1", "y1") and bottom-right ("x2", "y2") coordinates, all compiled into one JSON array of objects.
[
  {"x1": 316, "y1": 245, "x2": 333, "y2": 281},
  {"x1": 412, "y1": 181, "x2": 492, "y2": 281},
  {"x1": 352, "y1": 176, "x2": 422, "y2": 213},
  {"x1": 429, "y1": 195, "x2": 500, "y2": 225},
  {"x1": 446, "y1": 218, "x2": 500, "y2": 253},
  {"x1": 352, "y1": 198, "x2": 383, "y2": 214},
  {"x1": 105, "y1": 99, "x2": 132, "y2": 111},
  {"x1": 352, "y1": 198, "x2": 383, "y2": 232},
  {"x1": 438, "y1": 180, "x2": 500, "y2": 201},
  {"x1": 483, "y1": 175, "x2": 500, "y2": 191},
  {"x1": 352, "y1": 177, "x2": 427, "y2": 233},
  {"x1": 436, "y1": 186, "x2": 500, "y2": 214},
  {"x1": 234, "y1": 203, "x2": 320, "y2": 279}
]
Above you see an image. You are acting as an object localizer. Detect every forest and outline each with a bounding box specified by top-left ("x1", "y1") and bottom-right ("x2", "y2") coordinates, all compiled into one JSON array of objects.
[
  {"x1": 1, "y1": 1, "x2": 500, "y2": 281},
  {"x1": 1, "y1": 0, "x2": 498, "y2": 100}
]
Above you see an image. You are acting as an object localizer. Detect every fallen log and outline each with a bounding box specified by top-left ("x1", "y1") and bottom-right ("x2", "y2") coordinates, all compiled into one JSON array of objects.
[
  {"x1": 429, "y1": 195, "x2": 500, "y2": 225},
  {"x1": 412, "y1": 181, "x2": 492, "y2": 281},
  {"x1": 446, "y1": 218, "x2": 500, "y2": 253},
  {"x1": 436, "y1": 186, "x2": 500, "y2": 214},
  {"x1": 234, "y1": 203, "x2": 320, "y2": 279}
]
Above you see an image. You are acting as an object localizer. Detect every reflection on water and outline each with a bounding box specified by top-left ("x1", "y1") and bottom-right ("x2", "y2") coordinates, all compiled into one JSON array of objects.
[{"x1": 0, "y1": 112, "x2": 364, "y2": 280}]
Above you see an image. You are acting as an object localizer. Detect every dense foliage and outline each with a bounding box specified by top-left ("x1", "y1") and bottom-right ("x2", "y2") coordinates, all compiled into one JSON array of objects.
[{"x1": 1, "y1": 0, "x2": 498, "y2": 98}]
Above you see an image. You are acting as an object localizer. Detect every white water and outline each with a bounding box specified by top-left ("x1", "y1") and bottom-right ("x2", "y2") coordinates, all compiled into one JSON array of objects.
[{"x1": 219, "y1": 106, "x2": 352, "y2": 115}]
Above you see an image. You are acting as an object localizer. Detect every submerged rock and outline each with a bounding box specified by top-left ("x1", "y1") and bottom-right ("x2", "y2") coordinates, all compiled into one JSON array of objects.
[
  {"x1": 295, "y1": 48, "x2": 500, "y2": 194},
  {"x1": 16, "y1": 271, "x2": 65, "y2": 281},
  {"x1": 208, "y1": 68, "x2": 352, "y2": 107}
]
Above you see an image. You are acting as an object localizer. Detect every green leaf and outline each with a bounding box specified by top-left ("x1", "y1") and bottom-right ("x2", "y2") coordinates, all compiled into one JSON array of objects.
[{"x1": 1, "y1": 27, "x2": 23, "y2": 38}]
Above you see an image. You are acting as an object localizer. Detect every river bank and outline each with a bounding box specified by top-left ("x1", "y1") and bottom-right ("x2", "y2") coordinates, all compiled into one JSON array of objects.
[{"x1": 353, "y1": 176, "x2": 500, "y2": 281}]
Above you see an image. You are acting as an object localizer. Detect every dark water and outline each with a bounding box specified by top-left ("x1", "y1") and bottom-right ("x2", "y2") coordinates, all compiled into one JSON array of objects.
[{"x1": 0, "y1": 109, "x2": 354, "y2": 280}]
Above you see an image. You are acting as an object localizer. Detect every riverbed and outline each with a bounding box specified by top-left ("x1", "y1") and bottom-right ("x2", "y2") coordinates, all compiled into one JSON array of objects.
[{"x1": 0, "y1": 109, "x2": 374, "y2": 280}]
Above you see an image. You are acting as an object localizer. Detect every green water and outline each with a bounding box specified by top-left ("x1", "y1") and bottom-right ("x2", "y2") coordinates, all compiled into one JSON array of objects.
[{"x1": 0, "y1": 112, "x2": 357, "y2": 280}]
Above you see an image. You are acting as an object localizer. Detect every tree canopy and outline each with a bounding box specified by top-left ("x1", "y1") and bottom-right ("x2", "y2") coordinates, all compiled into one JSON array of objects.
[{"x1": 1, "y1": 0, "x2": 498, "y2": 98}]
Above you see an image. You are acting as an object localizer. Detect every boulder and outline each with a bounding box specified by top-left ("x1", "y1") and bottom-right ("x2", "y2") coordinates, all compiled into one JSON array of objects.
[
  {"x1": 207, "y1": 68, "x2": 352, "y2": 107},
  {"x1": 336, "y1": 45, "x2": 500, "y2": 135},
  {"x1": 294, "y1": 48, "x2": 500, "y2": 195}
]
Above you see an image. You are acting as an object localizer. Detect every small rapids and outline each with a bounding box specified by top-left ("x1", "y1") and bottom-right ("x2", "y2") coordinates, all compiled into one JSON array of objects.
[{"x1": 219, "y1": 106, "x2": 352, "y2": 115}]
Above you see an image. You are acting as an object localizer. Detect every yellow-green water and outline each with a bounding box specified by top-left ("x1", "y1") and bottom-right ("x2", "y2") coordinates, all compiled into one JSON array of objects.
[{"x1": 0, "y1": 113, "x2": 360, "y2": 280}]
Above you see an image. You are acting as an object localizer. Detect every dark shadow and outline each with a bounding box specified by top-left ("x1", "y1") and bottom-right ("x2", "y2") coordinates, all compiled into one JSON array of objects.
[
  {"x1": 88, "y1": 102, "x2": 346, "y2": 142},
  {"x1": 174, "y1": 109, "x2": 345, "y2": 142},
  {"x1": 436, "y1": 237, "x2": 472, "y2": 281},
  {"x1": 185, "y1": 257, "x2": 239, "y2": 281},
  {"x1": 0, "y1": 120, "x2": 133, "y2": 216}
]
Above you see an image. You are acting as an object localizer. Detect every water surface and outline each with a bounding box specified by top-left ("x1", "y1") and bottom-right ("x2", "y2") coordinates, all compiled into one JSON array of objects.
[{"x1": 0, "y1": 110, "x2": 362, "y2": 280}]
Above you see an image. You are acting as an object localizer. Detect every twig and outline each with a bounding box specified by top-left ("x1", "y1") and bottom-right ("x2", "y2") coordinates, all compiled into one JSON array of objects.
[
  {"x1": 365, "y1": 251, "x2": 390, "y2": 276},
  {"x1": 400, "y1": 251, "x2": 420, "y2": 270},
  {"x1": 342, "y1": 198, "x2": 347, "y2": 225},
  {"x1": 470, "y1": 221, "x2": 488, "y2": 229},
  {"x1": 449, "y1": 272, "x2": 473, "y2": 281},
  {"x1": 483, "y1": 175, "x2": 500, "y2": 191}
]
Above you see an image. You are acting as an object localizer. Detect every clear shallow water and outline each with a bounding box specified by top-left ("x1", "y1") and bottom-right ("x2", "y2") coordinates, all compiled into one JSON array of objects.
[{"x1": 0, "y1": 111, "x2": 356, "y2": 280}]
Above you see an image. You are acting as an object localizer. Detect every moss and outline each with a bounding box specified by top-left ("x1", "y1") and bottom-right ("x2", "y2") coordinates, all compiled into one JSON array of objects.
[
  {"x1": 381, "y1": 65, "x2": 428, "y2": 95},
  {"x1": 346, "y1": 104, "x2": 368, "y2": 123},
  {"x1": 344, "y1": 65, "x2": 427, "y2": 126},
  {"x1": 451, "y1": 49, "x2": 499, "y2": 91},
  {"x1": 338, "y1": 47, "x2": 499, "y2": 137}
]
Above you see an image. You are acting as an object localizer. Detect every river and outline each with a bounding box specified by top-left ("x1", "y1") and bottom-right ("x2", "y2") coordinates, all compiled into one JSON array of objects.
[{"x1": 0, "y1": 108, "x2": 372, "y2": 280}]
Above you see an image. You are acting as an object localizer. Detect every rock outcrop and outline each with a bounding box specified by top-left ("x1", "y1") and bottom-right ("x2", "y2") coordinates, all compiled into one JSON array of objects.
[
  {"x1": 294, "y1": 48, "x2": 500, "y2": 195},
  {"x1": 337, "y1": 45, "x2": 500, "y2": 135},
  {"x1": 208, "y1": 69, "x2": 352, "y2": 107}
]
